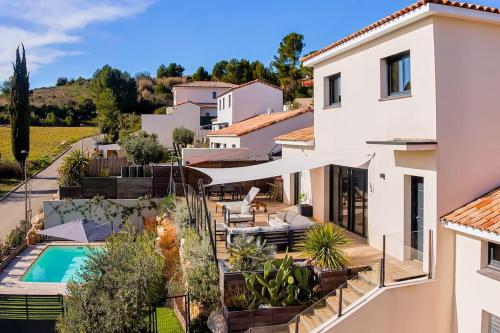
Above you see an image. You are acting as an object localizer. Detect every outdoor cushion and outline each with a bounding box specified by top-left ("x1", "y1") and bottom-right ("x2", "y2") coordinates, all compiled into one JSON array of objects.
[
  {"x1": 285, "y1": 210, "x2": 298, "y2": 223},
  {"x1": 268, "y1": 218, "x2": 289, "y2": 229},
  {"x1": 289, "y1": 215, "x2": 314, "y2": 230},
  {"x1": 227, "y1": 226, "x2": 261, "y2": 234},
  {"x1": 240, "y1": 203, "x2": 251, "y2": 215},
  {"x1": 260, "y1": 225, "x2": 288, "y2": 233},
  {"x1": 276, "y1": 211, "x2": 287, "y2": 222}
]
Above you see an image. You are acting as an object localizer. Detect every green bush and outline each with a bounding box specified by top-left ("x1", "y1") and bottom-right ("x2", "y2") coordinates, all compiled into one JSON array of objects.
[
  {"x1": 4, "y1": 219, "x2": 29, "y2": 251},
  {"x1": 297, "y1": 224, "x2": 350, "y2": 270},
  {"x1": 172, "y1": 127, "x2": 194, "y2": 147},
  {"x1": 228, "y1": 235, "x2": 276, "y2": 272},
  {"x1": 0, "y1": 160, "x2": 22, "y2": 179},
  {"x1": 158, "y1": 195, "x2": 177, "y2": 215},
  {"x1": 57, "y1": 225, "x2": 165, "y2": 333},
  {"x1": 170, "y1": 199, "x2": 192, "y2": 237},
  {"x1": 122, "y1": 131, "x2": 166, "y2": 165},
  {"x1": 57, "y1": 149, "x2": 90, "y2": 186}
]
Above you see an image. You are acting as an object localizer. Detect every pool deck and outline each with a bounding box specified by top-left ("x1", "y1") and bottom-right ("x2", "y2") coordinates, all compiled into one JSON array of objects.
[{"x1": 0, "y1": 241, "x2": 101, "y2": 295}]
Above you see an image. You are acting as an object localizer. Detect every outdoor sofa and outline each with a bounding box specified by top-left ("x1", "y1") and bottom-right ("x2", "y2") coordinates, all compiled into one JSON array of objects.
[{"x1": 224, "y1": 210, "x2": 315, "y2": 250}]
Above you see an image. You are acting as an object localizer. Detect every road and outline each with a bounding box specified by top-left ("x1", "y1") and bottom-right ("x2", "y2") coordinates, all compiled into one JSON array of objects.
[{"x1": 0, "y1": 136, "x2": 97, "y2": 240}]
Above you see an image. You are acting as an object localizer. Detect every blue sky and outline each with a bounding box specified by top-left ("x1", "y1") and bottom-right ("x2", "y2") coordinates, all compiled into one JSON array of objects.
[{"x1": 1, "y1": 0, "x2": 499, "y2": 88}]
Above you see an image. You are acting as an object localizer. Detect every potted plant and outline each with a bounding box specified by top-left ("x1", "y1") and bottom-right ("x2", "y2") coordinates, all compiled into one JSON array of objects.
[
  {"x1": 298, "y1": 224, "x2": 367, "y2": 296},
  {"x1": 297, "y1": 192, "x2": 313, "y2": 217}
]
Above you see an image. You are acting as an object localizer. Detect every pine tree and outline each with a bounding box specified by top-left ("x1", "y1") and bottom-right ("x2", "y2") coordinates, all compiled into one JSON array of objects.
[{"x1": 9, "y1": 45, "x2": 30, "y2": 177}]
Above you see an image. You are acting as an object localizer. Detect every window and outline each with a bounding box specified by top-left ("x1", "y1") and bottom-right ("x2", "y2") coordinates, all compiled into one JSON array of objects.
[
  {"x1": 228, "y1": 95, "x2": 231, "y2": 108},
  {"x1": 212, "y1": 91, "x2": 217, "y2": 99},
  {"x1": 328, "y1": 73, "x2": 341, "y2": 105},
  {"x1": 232, "y1": 144, "x2": 236, "y2": 148},
  {"x1": 223, "y1": 143, "x2": 227, "y2": 148},
  {"x1": 387, "y1": 51, "x2": 411, "y2": 96},
  {"x1": 218, "y1": 100, "x2": 221, "y2": 111},
  {"x1": 222, "y1": 98, "x2": 225, "y2": 109},
  {"x1": 489, "y1": 313, "x2": 500, "y2": 333},
  {"x1": 489, "y1": 242, "x2": 500, "y2": 270}
]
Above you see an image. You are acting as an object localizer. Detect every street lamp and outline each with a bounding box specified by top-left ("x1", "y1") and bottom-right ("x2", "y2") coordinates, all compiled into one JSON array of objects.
[{"x1": 20, "y1": 149, "x2": 29, "y2": 224}]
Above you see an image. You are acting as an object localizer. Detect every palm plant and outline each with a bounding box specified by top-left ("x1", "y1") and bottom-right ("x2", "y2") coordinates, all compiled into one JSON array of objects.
[
  {"x1": 228, "y1": 235, "x2": 276, "y2": 272},
  {"x1": 58, "y1": 149, "x2": 90, "y2": 186},
  {"x1": 298, "y1": 224, "x2": 350, "y2": 270}
]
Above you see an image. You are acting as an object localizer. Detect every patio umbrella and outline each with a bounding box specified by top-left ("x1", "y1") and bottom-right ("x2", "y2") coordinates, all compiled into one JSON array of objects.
[{"x1": 38, "y1": 218, "x2": 119, "y2": 243}]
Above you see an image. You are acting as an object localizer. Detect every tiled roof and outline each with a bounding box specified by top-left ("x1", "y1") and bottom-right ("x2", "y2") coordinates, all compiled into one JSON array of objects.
[
  {"x1": 208, "y1": 107, "x2": 313, "y2": 137},
  {"x1": 302, "y1": 0, "x2": 500, "y2": 63},
  {"x1": 442, "y1": 187, "x2": 500, "y2": 235},
  {"x1": 174, "y1": 81, "x2": 238, "y2": 88},
  {"x1": 174, "y1": 101, "x2": 217, "y2": 109},
  {"x1": 217, "y1": 79, "x2": 282, "y2": 98},
  {"x1": 274, "y1": 126, "x2": 314, "y2": 142}
]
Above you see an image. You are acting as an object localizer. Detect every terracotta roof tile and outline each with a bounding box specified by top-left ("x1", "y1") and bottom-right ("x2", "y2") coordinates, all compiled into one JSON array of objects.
[
  {"x1": 274, "y1": 126, "x2": 314, "y2": 142},
  {"x1": 442, "y1": 187, "x2": 500, "y2": 235},
  {"x1": 302, "y1": 0, "x2": 500, "y2": 63},
  {"x1": 217, "y1": 79, "x2": 282, "y2": 98},
  {"x1": 174, "y1": 81, "x2": 238, "y2": 88},
  {"x1": 208, "y1": 107, "x2": 313, "y2": 137}
]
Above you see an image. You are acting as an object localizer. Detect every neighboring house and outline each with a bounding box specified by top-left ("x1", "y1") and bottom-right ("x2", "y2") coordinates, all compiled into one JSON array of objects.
[
  {"x1": 213, "y1": 79, "x2": 283, "y2": 130},
  {"x1": 275, "y1": 1, "x2": 500, "y2": 332},
  {"x1": 142, "y1": 81, "x2": 237, "y2": 148},
  {"x1": 207, "y1": 107, "x2": 313, "y2": 161}
]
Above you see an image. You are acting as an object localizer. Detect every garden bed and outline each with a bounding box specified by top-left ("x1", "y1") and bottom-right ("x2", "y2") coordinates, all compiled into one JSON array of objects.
[
  {"x1": 316, "y1": 266, "x2": 371, "y2": 296},
  {"x1": 223, "y1": 304, "x2": 307, "y2": 333},
  {"x1": 0, "y1": 241, "x2": 27, "y2": 272}
]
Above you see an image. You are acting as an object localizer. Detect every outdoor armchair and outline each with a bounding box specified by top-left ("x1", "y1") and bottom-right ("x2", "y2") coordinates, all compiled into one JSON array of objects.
[{"x1": 216, "y1": 186, "x2": 260, "y2": 213}]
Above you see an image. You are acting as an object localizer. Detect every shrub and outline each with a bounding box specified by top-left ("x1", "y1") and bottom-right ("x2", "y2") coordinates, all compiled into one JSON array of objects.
[
  {"x1": 58, "y1": 149, "x2": 90, "y2": 186},
  {"x1": 4, "y1": 219, "x2": 29, "y2": 251},
  {"x1": 228, "y1": 235, "x2": 276, "y2": 272},
  {"x1": 172, "y1": 127, "x2": 194, "y2": 147},
  {"x1": 158, "y1": 195, "x2": 177, "y2": 215},
  {"x1": 298, "y1": 224, "x2": 350, "y2": 270},
  {"x1": 122, "y1": 131, "x2": 166, "y2": 165},
  {"x1": 57, "y1": 225, "x2": 165, "y2": 333},
  {"x1": 170, "y1": 199, "x2": 191, "y2": 237},
  {"x1": 0, "y1": 160, "x2": 22, "y2": 179}
]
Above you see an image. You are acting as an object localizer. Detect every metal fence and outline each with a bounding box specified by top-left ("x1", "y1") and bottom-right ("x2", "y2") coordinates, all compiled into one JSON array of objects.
[
  {"x1": 147, "y1": 294, "x2": 190, "y2": 333},
  {"x1": 0, "y1": 294, "x2": 64, "y2": 333}
]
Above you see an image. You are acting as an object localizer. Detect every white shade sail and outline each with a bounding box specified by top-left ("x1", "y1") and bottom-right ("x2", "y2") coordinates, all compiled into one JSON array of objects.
[{"x1": 190, "y1": 150, "x2": 374, "y2": 186}]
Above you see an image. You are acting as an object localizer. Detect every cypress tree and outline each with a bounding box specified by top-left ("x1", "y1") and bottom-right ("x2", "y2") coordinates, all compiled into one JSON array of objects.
[{"x1": 9, "y1": 45, "x2": 30, "y2": 177}]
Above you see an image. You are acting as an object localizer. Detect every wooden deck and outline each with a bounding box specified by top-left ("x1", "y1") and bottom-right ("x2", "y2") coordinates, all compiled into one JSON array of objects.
[{"x1": 209, "y1": 196, "x2": 426, "y2": 284}]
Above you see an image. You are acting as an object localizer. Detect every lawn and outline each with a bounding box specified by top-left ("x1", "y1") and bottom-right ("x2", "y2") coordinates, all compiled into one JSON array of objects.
[
  {"x1": 0, "y1": 126, "x2": 99, "y2": 162},
  {"x1": 156, "y1": 307, "x2": 183, "y2": 333}
]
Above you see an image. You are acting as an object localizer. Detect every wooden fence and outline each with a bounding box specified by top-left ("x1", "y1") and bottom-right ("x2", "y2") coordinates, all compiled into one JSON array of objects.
[{"x1": 87, "y1": 157, "x2": 129, "y2": 177}]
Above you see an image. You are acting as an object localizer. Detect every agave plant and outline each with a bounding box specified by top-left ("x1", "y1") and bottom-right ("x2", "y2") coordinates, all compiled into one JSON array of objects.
[
  {"x1": 228, "y1": 235, "x2": 276, "y2": 272},
  {"x1": 298, "y1": 224, "x2": 350, "y2": 270},
  {"x1": 58, "y1": 149, "x2": 90, "y2": 186}
]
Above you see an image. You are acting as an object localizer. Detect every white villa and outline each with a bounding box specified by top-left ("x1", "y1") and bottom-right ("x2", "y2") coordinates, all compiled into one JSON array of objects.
[
  {"x1": 268, "y1": 1, "x2": 500, "y2": 332},
  {"x1": 141, "y1": 81, "x2": 237, "y2": 148},
  {"x1": 212, "y1": 79, "x2": 284, "y2": 130}
]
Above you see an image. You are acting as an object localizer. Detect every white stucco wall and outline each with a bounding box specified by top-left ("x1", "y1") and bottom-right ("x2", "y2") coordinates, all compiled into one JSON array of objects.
[
  {"x1": 141, "y1": 103, "x2": 201, "y2": 148},
  {"x1": 453, "y1": 233, "x2": 500, "y2": 333},
  {"x1": 173, "y1": 86, "x2": 229, "y2": 105},
  {"x1": 216, "y1": 82, "x2": 284, "y2": 125},
  {"x1": 209, "y1": 111, "x2": 313, "y2": 161}
]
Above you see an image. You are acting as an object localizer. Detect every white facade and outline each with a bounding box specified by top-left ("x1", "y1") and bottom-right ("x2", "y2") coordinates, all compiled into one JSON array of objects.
[
  {"x1": 279, "y1": 3, "x2": 500, "y2": 333},
  {"x1": 215, "y1": 81, "x2": 283, "y2": 126},
  {"x1": 209, "y1": 110, "x2": 313, "y2": 161},
  {"x1": 172, "y1": 86, "x2": 231, "y2": 105},
  {"x1": 141, "y1": 102, "x2": 208, "y2": 148}
]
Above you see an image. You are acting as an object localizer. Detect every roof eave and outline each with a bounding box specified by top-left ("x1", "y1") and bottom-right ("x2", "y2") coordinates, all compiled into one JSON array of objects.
[
  {"x1": 275, "y1": 139, "x2": 315, "y2": 146},
  {"x1": 443, "y1": 220, "x2": 500, "y2": 243},
  {"x1": 303, "y1": 4, "x2": 432, "y2": 67}
]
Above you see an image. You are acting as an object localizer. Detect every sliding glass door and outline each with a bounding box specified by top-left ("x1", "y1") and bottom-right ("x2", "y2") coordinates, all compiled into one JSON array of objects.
[{"x1": 329, "y1": 166, "x2": 368, "y2": 237}]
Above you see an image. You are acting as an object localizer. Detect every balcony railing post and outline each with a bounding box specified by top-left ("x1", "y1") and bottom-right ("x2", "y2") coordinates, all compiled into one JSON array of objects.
[
  {"x1": 295, "y1": 315, "x2": 300, "y2": 333},
  {"x1": 428, "y1": 229, "x2": 433, "y2": 279},
  {"x1": 380, "y1": 234, "x2": 386, "y2": 288},
  {"x1": 338, "y1": 285, "x2": 343, "y2": 317}
]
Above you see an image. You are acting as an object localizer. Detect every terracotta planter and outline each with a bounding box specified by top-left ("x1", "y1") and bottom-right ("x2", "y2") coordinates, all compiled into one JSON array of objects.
[
  {"x1": 223, "y1": 304, "x2": 307, "y2": 333},
  {"x1": 26, "y1": 234, "x2": 36, "y2": 245}
]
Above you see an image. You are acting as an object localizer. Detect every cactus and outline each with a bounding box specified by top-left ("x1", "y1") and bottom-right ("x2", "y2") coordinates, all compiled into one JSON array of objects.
[{"x1": 243, "y1": 253, "x2": 313, "y2": 309}]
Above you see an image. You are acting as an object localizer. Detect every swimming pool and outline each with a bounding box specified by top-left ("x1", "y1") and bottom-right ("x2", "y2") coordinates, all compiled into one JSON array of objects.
[{"x1": 21, "y1": 245, "x2": 100, "y2": 283}]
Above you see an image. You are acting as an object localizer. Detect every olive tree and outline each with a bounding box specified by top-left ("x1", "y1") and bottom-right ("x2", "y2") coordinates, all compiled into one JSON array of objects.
[{"x1": 122, "y1": 131, "x2": 165, "y2": 165}]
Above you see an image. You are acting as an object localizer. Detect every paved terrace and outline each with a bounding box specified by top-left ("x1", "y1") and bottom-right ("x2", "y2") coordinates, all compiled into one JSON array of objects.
[{"x1": 209, "y1": 196, "x2": 426, "y2": 284}]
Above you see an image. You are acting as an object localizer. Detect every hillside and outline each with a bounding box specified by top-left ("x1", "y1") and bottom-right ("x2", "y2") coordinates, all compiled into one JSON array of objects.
[{"x1": 0, "y1": 79, "x2": 93, "y2": 107}]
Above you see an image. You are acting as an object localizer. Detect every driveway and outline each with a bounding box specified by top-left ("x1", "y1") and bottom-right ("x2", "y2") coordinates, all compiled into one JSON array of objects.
[{"x1": 0, "y1": 136, "x2": 97, "y2": 240}]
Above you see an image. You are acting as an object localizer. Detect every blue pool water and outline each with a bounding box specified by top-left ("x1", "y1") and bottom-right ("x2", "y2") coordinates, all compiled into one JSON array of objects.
[{"x1": 21, "y1": 245, "x2": 100, "y2": 283}]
